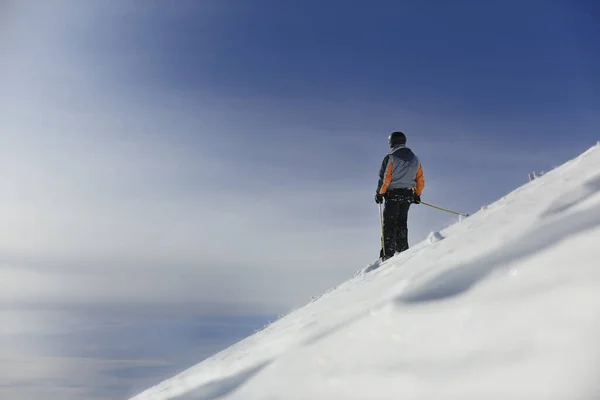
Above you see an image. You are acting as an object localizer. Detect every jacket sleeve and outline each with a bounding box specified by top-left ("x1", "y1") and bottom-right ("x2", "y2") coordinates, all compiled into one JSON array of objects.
[
  {"x1": 414, "y1": 163, "x2": 425, "y2": 196},
  {"x1": 376, "y1": 155, "x2": 394, "y2": 195}
]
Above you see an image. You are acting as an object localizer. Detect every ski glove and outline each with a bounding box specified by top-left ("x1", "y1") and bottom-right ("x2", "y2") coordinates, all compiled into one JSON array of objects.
[
  {"x1": 375, "y1": 193, "x2": 384, "y2": 204},
  {"x1": 412, "y1": 193, "x2": 421, "y2": 204}
]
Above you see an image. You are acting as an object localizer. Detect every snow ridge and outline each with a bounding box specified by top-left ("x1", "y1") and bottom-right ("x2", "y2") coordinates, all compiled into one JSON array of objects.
[{"x1": 129, "y1": 144, "x2": 600, "y2": 400}]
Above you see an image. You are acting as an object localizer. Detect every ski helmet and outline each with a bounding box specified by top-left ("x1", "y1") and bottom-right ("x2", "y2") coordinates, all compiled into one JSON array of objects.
[{"x1": 388, "y1": 131, "x2": 406, "y2": 147}]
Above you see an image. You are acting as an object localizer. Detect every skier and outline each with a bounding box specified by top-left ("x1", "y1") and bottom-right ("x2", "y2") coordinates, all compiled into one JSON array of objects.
[{"x1": 375, "y1": 131, "x2": 424, "y2": 261}]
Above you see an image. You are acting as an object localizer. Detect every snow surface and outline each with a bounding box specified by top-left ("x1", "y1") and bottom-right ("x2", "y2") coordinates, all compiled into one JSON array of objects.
[
  {"x1": 129, "y1": 143, "x2": 600, "y2": 400},
  {"x1": 427, "y1": 231, "x2": 445, "y2": 244}
]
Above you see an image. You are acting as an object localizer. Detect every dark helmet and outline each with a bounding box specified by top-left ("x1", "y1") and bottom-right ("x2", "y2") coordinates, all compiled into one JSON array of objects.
[{"x1": 388, "y1": 131, "x2": 406, "y2": 147}]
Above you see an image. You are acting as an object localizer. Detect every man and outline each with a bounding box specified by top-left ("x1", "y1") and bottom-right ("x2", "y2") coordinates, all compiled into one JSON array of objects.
[{"x1": 375, "y1": 131, "x2": 424, "y2": 261}]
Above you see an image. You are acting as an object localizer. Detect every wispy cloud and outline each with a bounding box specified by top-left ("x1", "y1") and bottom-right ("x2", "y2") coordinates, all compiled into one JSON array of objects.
[
  {"x1": 0, "y1": 303, "x2": 273, "y2": 399},
  {"x1": 2, "y1": 1, "x2": 596, "y2": 312},
  {"x1": 0, "y1": 356, "x2": 171, "y2": 400},
  {"x1": 0, "y1": 2, "x2": 383, "y2": 313}
]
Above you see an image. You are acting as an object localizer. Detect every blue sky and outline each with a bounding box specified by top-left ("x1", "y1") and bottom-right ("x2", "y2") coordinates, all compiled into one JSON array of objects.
[
  {"x1": 1, "y1": 0, "x2": 598, "y2": 398},
  {"x1": 86, "y1": 0, "x2": 598, "y2": 133}
]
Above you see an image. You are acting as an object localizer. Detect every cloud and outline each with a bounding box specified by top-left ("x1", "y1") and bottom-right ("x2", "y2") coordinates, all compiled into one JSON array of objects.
[
  {"x1": 3, "y1": 1, "x2": 593, "y2": 314},
  {"x1": 0, "y1": 356, "x2": 172, "y2": 400},
  {"x1": 0, "y1": 303, "x2": 274, "y2": 399},
  {"x1": 0, "y1": 1, "x2": 384, "y2": 314}
]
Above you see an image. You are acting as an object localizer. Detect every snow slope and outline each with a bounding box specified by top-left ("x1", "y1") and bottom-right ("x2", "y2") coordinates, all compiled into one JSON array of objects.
[{"x1": 129, "y1": 143, "x2": 600, "y2": 400}]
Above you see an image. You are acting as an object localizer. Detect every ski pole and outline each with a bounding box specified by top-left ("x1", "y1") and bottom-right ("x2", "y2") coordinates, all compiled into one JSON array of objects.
[
  {"x1": 379, "y1": 203, "x2": 386, "y2": 258},
  {"x1": 420, "y1": 201, "x2": 469, "y2": 217}
]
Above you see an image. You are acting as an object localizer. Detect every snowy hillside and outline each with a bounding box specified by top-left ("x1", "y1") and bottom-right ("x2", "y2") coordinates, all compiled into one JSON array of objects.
[{"x1": 129, "y1": 143, "x2": 600, "y2": 400}]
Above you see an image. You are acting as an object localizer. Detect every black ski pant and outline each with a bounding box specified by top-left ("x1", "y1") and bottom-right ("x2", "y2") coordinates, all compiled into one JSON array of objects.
[{"x1": 380, "y1": 191, "x2": 412, "y2": 260}]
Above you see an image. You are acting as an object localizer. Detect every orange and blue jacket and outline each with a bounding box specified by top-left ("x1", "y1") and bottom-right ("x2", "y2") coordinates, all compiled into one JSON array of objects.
[{"x1": 376, "y1": 146, "x2": 424, "y2": 196}]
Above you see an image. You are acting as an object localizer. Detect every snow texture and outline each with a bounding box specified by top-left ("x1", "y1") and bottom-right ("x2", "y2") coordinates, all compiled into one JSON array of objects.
[
  {"x1": 129, "y1": 144, "x2": 600, "y2": 400},
  {"x1": 427, "y1": 231, "x2": 444, "y2": 243}
]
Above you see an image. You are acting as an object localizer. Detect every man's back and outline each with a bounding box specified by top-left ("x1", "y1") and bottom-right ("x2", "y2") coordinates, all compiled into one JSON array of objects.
[{"x1": 377, "y1": 145, "x2": 424, "y2": 196}]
